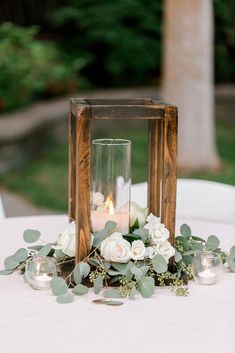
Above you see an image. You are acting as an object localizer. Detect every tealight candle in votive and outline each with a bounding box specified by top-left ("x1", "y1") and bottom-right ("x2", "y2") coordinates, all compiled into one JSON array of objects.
[
  {"x1": 26, "y1": 256, "x2": 57, "y2": 290},
  {"x1": 192, "y1": 251, "x2": 222, "y2": 285}
]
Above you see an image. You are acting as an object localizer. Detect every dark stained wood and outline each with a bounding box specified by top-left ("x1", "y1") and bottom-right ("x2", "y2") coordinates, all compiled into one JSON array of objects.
[
  {"x1": 69, "y1": 98, "x2": 178, "y2": 262},
  {"x1": 148, "y1": 119, "x2": 163, "y2": 217},
  {"x1": 68, "y1": 110, "x2": 77, "y2": 221},
  {"x1": 161, "y1": 106, "x2": 178, "y2": 245},
  {"x1": 75, "y1": 108, "x2": 91, "y2": 262}
]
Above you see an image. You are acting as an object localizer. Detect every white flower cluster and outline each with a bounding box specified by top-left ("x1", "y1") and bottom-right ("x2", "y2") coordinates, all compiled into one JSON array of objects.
[
  {"x1": 100, "y1": 232, "x2": 145, "y2": 263},
  {"x1": 100, "y1": 213, "x2": 175, "y2": 264},
  {"x1": 144, "y1": 214, "x2": 175, "y2": 262},
  {"x1": 55, "y1": 208, "x2": 175, "y2": 265}
]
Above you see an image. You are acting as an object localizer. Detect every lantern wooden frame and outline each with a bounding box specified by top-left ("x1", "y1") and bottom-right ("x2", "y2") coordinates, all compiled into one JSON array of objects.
[{"x1": 69, "y1": 98, "x2": 178, "y2": 263}]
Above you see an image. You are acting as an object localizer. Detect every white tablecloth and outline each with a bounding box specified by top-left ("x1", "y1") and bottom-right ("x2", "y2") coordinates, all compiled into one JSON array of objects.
[{"x1": 0, "y1": 215, "x2": 235, "y2": 353}]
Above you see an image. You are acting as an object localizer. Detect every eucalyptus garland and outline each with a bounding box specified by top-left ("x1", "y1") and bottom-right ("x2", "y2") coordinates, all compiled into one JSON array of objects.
[{"x1": 1, "y1": 214, "x2": 235, "y2": 305}]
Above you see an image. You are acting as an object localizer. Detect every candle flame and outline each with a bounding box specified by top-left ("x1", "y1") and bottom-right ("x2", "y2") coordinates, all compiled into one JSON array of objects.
[{"x1": 105, "y1": 194, "x2": 114, "y2": 215}]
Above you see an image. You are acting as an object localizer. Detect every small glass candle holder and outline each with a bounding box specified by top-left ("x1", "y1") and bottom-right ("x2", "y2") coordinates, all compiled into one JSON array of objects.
[
  {"x1": 192, "y1": 251, "x2": 222, "y2": 285},
  {"x1": 25, "y1": 256, "x2": 57, "y2": 290},
  {"x1": 91, "y1": 139, "x2": 131, "y2": 234}
]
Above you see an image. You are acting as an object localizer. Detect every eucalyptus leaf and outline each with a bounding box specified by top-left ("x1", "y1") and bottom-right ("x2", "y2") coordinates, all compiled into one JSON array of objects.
[
  {"x1": 72, "y1": 284, "x2": 89, "y2": 295},
  {"x1": 133, "y1": 228, "x2": 149, "y2": 239},
  {"x1": 109, "y1": 275, "x2": 121, "y2": 284},
  {"x1": 23, "y1": 229, "x2": 41, "y2": 243},
  {"x1": 78, "y1": 262, "x2": 90, "y2": 278},
  {"x1": 123, "y1": 234, "x2": 142, "y2": 243},
  {"x1": 191, "y1": 236, "x2": 206, "y2": 242},
  {"x1": 108, "y1": 270, "x2": 122, "y2": 276},
  {"x1": 36, "y1": 244, "x2": 52, "y2": 257},
  {"x1": 129, "y1": 287, "x2": 138, "y2": 300},
  {"x1": 4, "y1": 256, "x2": 19, "y2": 270},
  {"x1": 105, "y1": 221, "x2": 117, "y2": 232},
  {"x1": 175, "y1": 236, "x2": 190, "y2": 252},
  {"x1": 74, "y1": 262, "x2": 90, "y2": 284},
  {"x1": 105, "y1": 300, "x2": 123, "y2": 306},
  {"x1": 227, "y1": 258, "x2": 235, "y2": 272},
  {"x1": 125, "y1": 269, "x2": 134, "y2": 281},
  {"x1": 111, "y1": 262, "x2": 128, "y2": 274},
  {"x1": 191, "y1": 242, "x2": 204, "y2": 251},
  {"x1": 174, "y1": 250, "x2": 182, "y2": 263},
  {"x1": 180, "y1": 224, "x2": 191, "y2": 238},
  {"x1": 92, "y1": 229, "x2": 109, "y2": 248},
  {"x1": 94, "y1": 275, "x2": 103, "y2": 294},
  {"x1": 183, "y1": 250, "x2": 197, "y2": 256},
  {"x1": 130, "y1": 265, "x2": 142, "y2": 277},
  {"x1": 50, "y1": 277, "x2": 68, "y2": 296},
  {"x1": 88, "y1": 258, "x2": 100, "y2": 267},
  {"x1": 229, "y1": 246, "x2": 235, "y2": 260},
  {"x1": 182, "y1": 255, "x2": 193, "y2": 265},
  {"x1": 13, "y1": 248, "x2": 28, "y2": 263},
  {"x1": 206, "y1": 235, "x2": 220, "y2": 250},
  {"x1": 138, "y1": 276, "x2": 155, "y2": 298},
  {"x1": 54, "y1": 249, "x2": 66, "y2": 258},
  {"x1": 73, "y1": 265, "x2": 82, "y2": 284},
  {"x1": 152, "y1": 254, "x2": 168, "y2": 274},
  {"x1": 56, "y1": 293, "x2": 74, "y2": 304},
  {"x1": 103, "y1": 289, "x2": 121, "y2": 298},
  {"x1": 0, "y1": 269, "x2": 13, "y2": 275},
  {"x1": 103, "y1": 261, "x2": 111, "y2": 270}
]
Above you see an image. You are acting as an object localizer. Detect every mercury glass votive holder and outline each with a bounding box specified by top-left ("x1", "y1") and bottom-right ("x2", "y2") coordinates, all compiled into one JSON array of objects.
[
  {"x1": 25, "y1": 256, "x2": 57, "y2": 290},
  {"x1": 91, "y1": 138, "x2": 131, "y2": 234},
  {"x1": 192, "y1": 251, "x2": 222, "y2": 285}
]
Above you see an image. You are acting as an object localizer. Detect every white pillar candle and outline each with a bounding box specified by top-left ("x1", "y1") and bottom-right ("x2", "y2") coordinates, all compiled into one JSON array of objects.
[{"x1": 91, "y1": 209, "x2": 129, "y2": 234}]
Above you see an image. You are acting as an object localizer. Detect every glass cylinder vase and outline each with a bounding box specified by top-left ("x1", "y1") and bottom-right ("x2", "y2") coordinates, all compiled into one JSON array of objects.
[{"x1": 91, "y1": 138, "x2": 131, "y2": 234}]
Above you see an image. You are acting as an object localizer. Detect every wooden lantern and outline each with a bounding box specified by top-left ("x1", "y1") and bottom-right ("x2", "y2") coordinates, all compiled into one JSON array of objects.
[{"x1": 69, "y1": 98, "x2": 178, "y2": 263}]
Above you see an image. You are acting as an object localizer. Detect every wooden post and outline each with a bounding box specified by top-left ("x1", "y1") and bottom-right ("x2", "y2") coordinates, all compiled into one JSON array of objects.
[
  {"x1": 69, "y1": 98, "x2": 178, "y2": 263},
  {"x1": 148, "y1": 119, "x2": 163, "y2": 217},
  {"x1": 161, "y1": 106, "x2": 178, "y2": 245}
]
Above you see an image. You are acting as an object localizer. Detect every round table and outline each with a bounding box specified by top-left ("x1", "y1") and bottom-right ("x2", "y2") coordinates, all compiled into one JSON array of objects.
[{"x1": 0, "y1": 215, "x2": 235, "y2": 353}]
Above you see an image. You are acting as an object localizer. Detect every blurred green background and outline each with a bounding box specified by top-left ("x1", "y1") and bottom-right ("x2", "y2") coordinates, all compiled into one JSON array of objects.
[{"x1": 0, "y1": 0, "x2": 234, "y2": 213}]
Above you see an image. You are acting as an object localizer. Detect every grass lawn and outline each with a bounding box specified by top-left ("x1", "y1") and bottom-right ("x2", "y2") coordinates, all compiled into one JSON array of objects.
[{"x1": 0, "y1": 120, "x2": 234, "y2": 211}]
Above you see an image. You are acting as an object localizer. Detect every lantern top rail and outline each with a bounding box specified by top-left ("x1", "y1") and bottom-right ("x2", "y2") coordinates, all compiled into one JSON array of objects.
[{"x1": 70, "y1": 98, "x2": 177, "y2": 120}]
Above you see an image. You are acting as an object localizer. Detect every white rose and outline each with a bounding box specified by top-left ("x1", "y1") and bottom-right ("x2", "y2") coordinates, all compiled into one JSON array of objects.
[
  {"x1": 55, "y1": 222, "x2": 76, "y2": 257},
  {"x1": 144, "y1": 213, "x2": 169, "y2": 244},
  {"x1": 155, "y1": 240, "x2": 175, "y2": 263},
  {"x1": 100, "y1": 232, "x2": 131, "y2": 263},
  {"x1": 92, "y1": 192, "x2": 104, "y2": 207},
  {"x1": 130, "y1": 202, "x2": 148, "y2": 228},
  {"x1": 130, "y1": 240, "x2": 146, "y2": 260},
  {"x1": 145, "y1": 246, "x2": 156, "y2": 259}
]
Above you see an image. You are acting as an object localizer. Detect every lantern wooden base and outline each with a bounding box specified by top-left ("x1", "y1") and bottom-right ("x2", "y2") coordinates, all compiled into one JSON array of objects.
[{"x1": 68, "y1": 98, "x2": 178, "y2": 263}]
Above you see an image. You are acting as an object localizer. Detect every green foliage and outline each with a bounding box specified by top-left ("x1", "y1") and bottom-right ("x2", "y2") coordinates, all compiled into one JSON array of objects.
[
  {"x1": 36, "y1": 244, "x2": 52, "y2": 257},
  {"x1": 138, "y1": 276, "x2": 155, "y2": 298},
  {"x1": 94, "y1": 275, "x2": 104, "y2": 294},
  {"x1": 51, "y1": 0, "x2": 163, "y2": 86},
  {"x1": 0, "y1": 22, "x2": 79, "y2": 112},
  {"x1": 152, "y1": 254, "x2": 168, "y2": 274},
  {"x1": 50, "y1": 277, "x2": 68, "y2": 296},
  {"x1": 56, "y1": 293, "x2": 74, "y2": 304},
  {"x1": 214, "y1": 0, "x2": 235, "y2": 82},
  {"x1": 23, "y1": 229, "x2": 41, "y2": 243},
  {"x1": 72, "y1": 284, "x2": 89, "y2": 295},
  {"x1": 206, "y1": 235, "x2": 220, "y2": 251},
  {"x1": 14, "y1": 248, "x2": 28, "y2": 263},
  {"x1": 49, "y1": 0, "x2": 235, "y2": 86}
]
